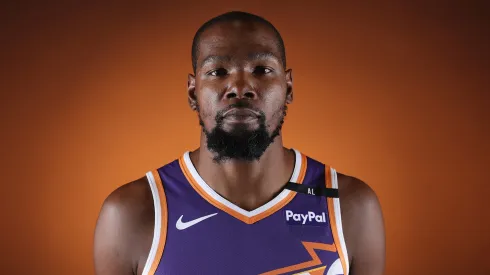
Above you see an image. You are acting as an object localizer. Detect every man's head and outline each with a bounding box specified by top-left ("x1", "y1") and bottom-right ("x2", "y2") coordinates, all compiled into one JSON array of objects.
[{"x1": 187, "y1": 11, "x2": 293, "y2": 162}]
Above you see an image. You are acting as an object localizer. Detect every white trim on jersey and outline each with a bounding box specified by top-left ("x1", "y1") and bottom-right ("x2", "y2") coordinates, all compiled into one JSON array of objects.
[
  {"x1": 142, "y1": 171, "x2": 162, "y2": 275},
  {"x1": 182, "y1": 148, "x2": 303, "y2": 218},
  {"x1": 330, "y1": 167, "x2": 350, "y2": 274}
]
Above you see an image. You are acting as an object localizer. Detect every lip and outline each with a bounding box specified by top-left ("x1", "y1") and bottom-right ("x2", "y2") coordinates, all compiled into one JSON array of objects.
[
  {"x1": 222, "y1": 108, "x2": 261, "y2": 118},
  {"x1": 222, "y1": 116, "x2": 259, "y2": 124}
]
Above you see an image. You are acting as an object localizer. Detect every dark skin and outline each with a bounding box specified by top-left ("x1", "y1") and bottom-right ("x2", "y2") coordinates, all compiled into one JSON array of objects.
[{"x1": 94, "y1": 20, "x2": 385, "y2": 275}]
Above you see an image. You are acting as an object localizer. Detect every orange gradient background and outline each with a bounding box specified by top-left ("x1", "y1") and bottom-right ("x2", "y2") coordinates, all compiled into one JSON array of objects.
[{"x1": 1, "y1": 1, "x2": 489, "y2": 275}]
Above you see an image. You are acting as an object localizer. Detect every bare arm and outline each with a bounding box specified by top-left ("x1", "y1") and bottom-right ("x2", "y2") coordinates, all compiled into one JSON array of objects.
[
  {"x1": 93, "y1": 178, "x2": 154, "y2": 275},
  {"x1": 339, "y1": 175, "x2": 386, "y2": 275}
]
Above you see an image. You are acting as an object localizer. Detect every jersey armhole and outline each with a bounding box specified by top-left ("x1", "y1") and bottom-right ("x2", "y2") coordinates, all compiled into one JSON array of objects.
[
  {"x1": 142, "y1": 170, "x2": 168, "y2": 275},
  {"x1": 326, "y1": 166, "x2": 350, "y2": 275}
]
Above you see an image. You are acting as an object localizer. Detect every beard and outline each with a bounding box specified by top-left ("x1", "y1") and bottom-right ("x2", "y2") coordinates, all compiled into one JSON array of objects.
[{"x1": 197, "y1": 101, "x2": 287, "y2": 163}]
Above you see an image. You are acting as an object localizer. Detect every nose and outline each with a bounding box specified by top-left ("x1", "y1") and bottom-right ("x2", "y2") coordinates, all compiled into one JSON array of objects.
[{"x1": 223, "y1": 73, "x2": 257, "y2": 100}]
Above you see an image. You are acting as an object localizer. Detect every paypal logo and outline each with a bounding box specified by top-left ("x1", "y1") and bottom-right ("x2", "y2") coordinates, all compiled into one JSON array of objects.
[{"x1": 285, "y1": 210, "x2": 328, "y2": 225}]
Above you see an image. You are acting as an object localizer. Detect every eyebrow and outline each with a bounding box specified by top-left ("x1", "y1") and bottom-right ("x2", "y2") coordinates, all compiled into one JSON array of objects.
[
  {"x1": 200, "y1": 55, "x2": 232, "y2": 68},
  {"x1": 200, "y1": 51, "x2": 280, "y2": 68},
  {"x1": 248, "y1": 52, "x2": 280, "y2": 62}
]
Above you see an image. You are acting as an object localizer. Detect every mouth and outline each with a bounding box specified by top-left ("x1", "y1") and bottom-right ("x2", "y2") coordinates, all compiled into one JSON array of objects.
[
  {"x1": 222, "y1": 107, "x2": 261, "y2": 117},
  {"x1": 221, "y1": 108, "x2": 261, "y2": 123}
]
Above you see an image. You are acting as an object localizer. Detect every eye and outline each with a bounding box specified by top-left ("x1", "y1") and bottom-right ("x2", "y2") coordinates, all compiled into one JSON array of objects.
[
  {"x1": 208, "y1": 68, "x2": 228, "y2": 77},
  {"x1": 253, "y1": 66, "x2": 273, "y2": 75}
]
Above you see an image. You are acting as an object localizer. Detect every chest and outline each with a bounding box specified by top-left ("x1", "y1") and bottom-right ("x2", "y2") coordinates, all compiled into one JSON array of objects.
[{"x1": 155, "y1": 193, "x2": 341, "y2": 275}]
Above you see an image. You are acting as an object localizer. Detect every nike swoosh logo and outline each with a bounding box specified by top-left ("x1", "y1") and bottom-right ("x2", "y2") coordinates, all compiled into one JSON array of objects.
[{"x1": 176, "y1": 213, "x2": 218, "y2": 230}]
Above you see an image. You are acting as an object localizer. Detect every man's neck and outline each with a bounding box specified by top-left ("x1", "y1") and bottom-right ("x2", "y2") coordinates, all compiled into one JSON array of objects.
[{"x1": 188, "y1": 138, "x2": 296, "y2": 211}]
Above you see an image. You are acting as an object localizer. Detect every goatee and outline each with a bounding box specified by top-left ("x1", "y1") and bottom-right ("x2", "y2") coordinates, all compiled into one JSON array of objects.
[{"x1": 198, "y1": 102, "x2": 287, "y2": 163}]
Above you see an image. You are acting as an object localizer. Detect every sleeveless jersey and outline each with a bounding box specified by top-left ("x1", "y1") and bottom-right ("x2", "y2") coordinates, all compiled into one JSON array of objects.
[{"x1": 141, "y1": 149, "x2": 349, "y2": 275}]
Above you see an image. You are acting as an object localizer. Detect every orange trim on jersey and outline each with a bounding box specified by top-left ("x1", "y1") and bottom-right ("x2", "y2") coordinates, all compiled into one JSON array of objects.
[
  {"x1": 259, "y1": 241, "x2": 336, "y2": 275},
  {"x1": 293, "y1": 265, "x2": 327, "y2": 275},
  {"x1": 148, "y1": 170, "x2": 168, "y2": 274},
  {"x1": 326, "y1": 167, "x2": 348, "y2": 274},
  {"x1": 178, "y1": 153, "x2": 308, "y2": 224}
]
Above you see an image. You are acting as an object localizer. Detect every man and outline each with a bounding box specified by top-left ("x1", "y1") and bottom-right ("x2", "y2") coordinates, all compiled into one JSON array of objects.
[{"x1": 94, "y1": 11, "x2": 385, "y2": 275}]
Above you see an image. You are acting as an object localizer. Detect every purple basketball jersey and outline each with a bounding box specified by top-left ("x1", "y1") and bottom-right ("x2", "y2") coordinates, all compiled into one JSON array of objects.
[{"x1": 141, "y1": 149, "x2": 349, "y2": 275}]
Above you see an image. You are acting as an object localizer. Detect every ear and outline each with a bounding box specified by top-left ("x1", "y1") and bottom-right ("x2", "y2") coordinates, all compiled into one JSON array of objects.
[
  {"x1": 187, "y1": 74, "x2": 197, "y2": 110},
  {"x1": 285, "y1": 69, "x2": 293, "y2": 104}
]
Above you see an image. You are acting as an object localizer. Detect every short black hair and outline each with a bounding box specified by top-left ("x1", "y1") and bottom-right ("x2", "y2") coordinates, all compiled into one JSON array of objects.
[{"x1": 191, "y1": 11, "x2": 286, "y2": 74}]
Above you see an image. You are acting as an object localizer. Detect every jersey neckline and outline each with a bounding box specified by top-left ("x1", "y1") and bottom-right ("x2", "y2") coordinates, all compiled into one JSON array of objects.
[{"x1": 177, "y1": 148, "x2": 308, "y2": 224}]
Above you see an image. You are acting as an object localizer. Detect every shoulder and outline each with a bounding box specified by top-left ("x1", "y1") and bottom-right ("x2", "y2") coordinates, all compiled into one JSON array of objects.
[
  {"x1": 97, "y1": 176, "x2": 155, "y2": 232},
  {"x1": 101, "y1": 176, "x2": 154, "y2": 215},
  {"x1": 336, "y1": 172, "x2": 381, "y2": 212},
  {"x1": 94, "y1": 176, "x2": 155, "y2": 274},
  {"x1": 336, "y1": 172, "x2": 386, "y2": 274}
]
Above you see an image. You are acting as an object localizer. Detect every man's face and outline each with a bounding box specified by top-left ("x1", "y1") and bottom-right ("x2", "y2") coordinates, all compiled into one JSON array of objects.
[{"x1": 188, "y1": 20, "x2": 293, "y2": 162}]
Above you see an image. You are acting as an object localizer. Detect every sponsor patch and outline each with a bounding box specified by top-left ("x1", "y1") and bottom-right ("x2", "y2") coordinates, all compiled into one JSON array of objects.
[{"x1": 285, "y1": 210, "x2": 329, "y2": 226}]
